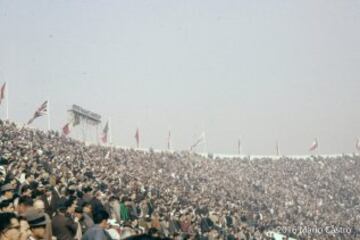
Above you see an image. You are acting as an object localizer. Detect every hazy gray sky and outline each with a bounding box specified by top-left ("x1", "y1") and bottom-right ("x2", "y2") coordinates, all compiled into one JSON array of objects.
[{"x1": 0, "y1": 0, "x2": 359, "y2": 155}]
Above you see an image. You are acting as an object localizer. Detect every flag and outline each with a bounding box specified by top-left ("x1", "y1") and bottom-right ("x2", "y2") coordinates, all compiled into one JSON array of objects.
[
  {"x1": 167, "y1": 130, "x2": 171, "y2": 150},
  {"x1": 27, "y1": 101, "x2": 48, "y2": 125},
  {"x1": 356, "y1": 138, "x2": 360, "y2": 151},
  {"x1": 62, "y1": 122, "x2": 71, "y2": 136},
  {"x1": 309, "y1": 138, "x2": 318, "y2": 151},
  {"x1": 101, "y1": 121, "x2": 109, "y2": 143},
  {"x1": 0, "y1": 82, "x2": 5, "y2": 105},
  {"x1": 190, "y1": 132, "x2": 205, "y2": 151},
  {"x1": 135, "y1": 128, "x2": 140, "y2": 148}
]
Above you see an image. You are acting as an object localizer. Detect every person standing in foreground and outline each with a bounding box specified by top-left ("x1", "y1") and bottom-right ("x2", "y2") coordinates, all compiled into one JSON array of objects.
[{"x1": 82, "y1": 210, "x2": 112, "y2": 240}]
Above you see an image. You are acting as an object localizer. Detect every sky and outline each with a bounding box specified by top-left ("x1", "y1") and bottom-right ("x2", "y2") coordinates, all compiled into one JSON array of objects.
[{"x1": 0, "y1": 0, "x2": 359, "y2": 155}]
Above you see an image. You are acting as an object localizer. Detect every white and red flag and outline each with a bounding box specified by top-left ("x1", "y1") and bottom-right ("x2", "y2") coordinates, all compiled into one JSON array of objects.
[
  {"x1": 27, "y1": 101, "x2": 48, "y2": 125},
  {"x1": 135, "y1": 128, "x2": 140, "y2": 148},
  {"x1": 62, "y1": 122, "x2": 71, "y2": 136},
  {"x1": 0, "y1": 82, "x2": 6, "y2": 105},
  {"x1": 309, "y1": 138, "x2": 318, "y2": 151},
  {"x1": 101, "y1": 121, "x2": 109, "y2": 143}
]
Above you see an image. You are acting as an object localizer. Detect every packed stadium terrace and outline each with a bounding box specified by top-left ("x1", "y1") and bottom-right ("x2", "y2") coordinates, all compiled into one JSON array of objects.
[{"x1": 0, "y1": 120, "x2": 359, "y2": 240}]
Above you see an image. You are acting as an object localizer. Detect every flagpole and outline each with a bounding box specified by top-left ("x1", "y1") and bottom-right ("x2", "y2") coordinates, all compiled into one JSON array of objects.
[
  {"x1": 109, "y1": 117, "x2": 112, "y2": 161},
  {"x1": 316, "y1": 139, "x2": 319, "y2": 156},
  {"x1": 167, "y1": 129, "x2": 171, "y2": 150},
  {"x1": 96, "y1": 125, "x2": 99, "y2": 145},
  {"x1": 203, "y1": 132, "x2": 207, "y2": 154},
  {"x1": 6, "y1": 82, "x2": 9, "y2": 120},
  {"x1": 134, "y1": 127, "x2": 139, "y2": 149},
  {"x1": 47, "y1": 99, "x2": 51, "y2": 131},
  {"x1": 137, "y1": 128, "x2": 140, "y2": 148},
  {"x1": 109, "y1": 117, "x2": 112, "y2": 145}
]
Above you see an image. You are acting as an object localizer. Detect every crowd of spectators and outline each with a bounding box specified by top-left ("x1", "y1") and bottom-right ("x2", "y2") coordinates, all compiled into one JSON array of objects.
[{"x1": 0, "y1": 120, "x2": 359, "y2": 240}]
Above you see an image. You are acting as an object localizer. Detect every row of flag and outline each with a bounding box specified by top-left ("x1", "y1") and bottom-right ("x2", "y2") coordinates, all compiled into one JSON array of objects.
[
  {"x1": 1, "y1": 82, "x2": 360, "y2": 153},
  {"x1": 61, "y1": 117, "x2": 142, "y2": 147},
  {"x1": 237, "y1": 138, "x2": 360, "y2": 155}
]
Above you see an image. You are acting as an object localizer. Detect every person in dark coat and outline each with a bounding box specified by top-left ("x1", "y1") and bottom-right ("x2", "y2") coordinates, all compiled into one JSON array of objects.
[
  {"x1": 90, "y1": 191, "x2": 105, "y2": 214},
  {"x1": 51, "y1": 201, "x2": 78, "y2": 240},
  {"x1": 41, "y1": 186, "x2": 60, "y2": 217},
  {"x1": 200, "y1": 215, "x2": 214, "y2": 233}
]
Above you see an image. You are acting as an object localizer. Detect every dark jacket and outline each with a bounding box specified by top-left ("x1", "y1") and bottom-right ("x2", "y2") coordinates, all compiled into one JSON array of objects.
[
  {"x1": 90, "y1": 197, "x2": 105, "y2": 214},
  {"x1": 200, "y1": 217, "x2": 214, "y2": 233},
  {"x1": 52, "y1": 213, "x2": 78, "y2": 240},
  {"x1": 41, "y1": 190, "x2": 60, "y2": 217}
]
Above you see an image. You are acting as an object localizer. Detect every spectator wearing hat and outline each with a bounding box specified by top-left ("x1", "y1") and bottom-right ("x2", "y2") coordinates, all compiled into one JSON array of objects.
[
  {"x1": 0, "y1": 212, "x2": 22, "y2": 240},
  {"x1": 33, "y1": 200, "x2": 52, "y2": 240},
  {"x1": 0, "y1": 199, "x2": 15, "y2": 213},
  {"x1": 0, "y1": 183, "x2": 16, "y2": 202},
  {"x1": 25, "y1": 209, "x2": 48, "y2": 240}
]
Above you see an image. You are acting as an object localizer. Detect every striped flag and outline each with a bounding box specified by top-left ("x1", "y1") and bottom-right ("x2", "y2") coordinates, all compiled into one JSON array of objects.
[
  {"x1": 309, "y1": 138, "x2": 318, "y2": 151},
  {"x1": 0, "y1": 82, "x2": 5, "y2": 105},
  {"x1": 27, "y1": 101, "x2": 48, "y2": 125},
  {"x1": 101, "y1": 121, "x2": 109, "y2": 143},
  {"x1": 135, "y1": 128, "x2": 140, "y2": 148}
]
